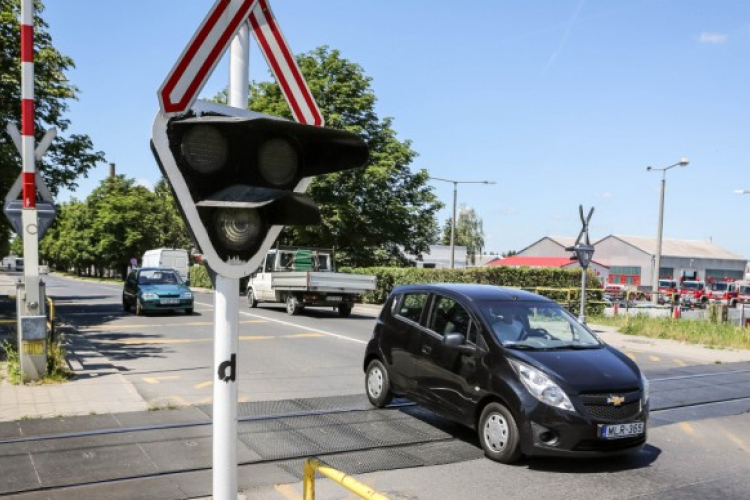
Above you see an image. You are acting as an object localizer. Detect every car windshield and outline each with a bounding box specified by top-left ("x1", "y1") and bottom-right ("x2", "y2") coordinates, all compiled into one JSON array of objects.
[
  {"x1": 138, "y1": 270, "x2": 182, "y2": 285},
  {"x1": 478, "y1": 301, "x2": 602, "y2": 350},
  {"x1": 659, "y1": 280, "x2": 676, "y2": 288},
  {"x1": 682, "y1": 282, "x2": 701, "y2": 290},
  {"x1": 740, "y1": 286, "x2": 750, "y2": 295}
]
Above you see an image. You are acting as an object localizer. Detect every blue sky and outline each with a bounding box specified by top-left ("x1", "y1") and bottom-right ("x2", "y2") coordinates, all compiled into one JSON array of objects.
[{"x1": 40, "y1": 1, "x2": 750, "y2": 257}]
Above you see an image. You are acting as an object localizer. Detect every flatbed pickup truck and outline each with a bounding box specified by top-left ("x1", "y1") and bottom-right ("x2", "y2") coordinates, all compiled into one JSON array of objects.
[{"x1": 245, "y1": 248, "x2": 377, "y2": 317}]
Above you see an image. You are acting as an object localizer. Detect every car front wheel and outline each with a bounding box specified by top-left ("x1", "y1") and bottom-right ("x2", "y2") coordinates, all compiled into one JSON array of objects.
[
  {"x1": 286, "y1": 294, "x2": 302, "y2": 315},
  {"x1": 365, "y1": 359, "x2": 393, "y2": 408},
  {"x1": 478, "y1": 402, "x2": 522, "y2": 463},
  {"x1": 247, "y1": 289, "x2": 258, "y2": 308}
]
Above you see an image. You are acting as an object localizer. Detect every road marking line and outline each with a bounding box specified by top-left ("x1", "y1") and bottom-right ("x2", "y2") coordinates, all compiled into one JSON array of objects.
[
  {"x1": 238, "y1": 310, "x2": 367, "y2": 344},
  {"x1": 98, "y1": 333, "x2": 328, "y2": 345},
  {"x1": 195, "y1": 381, "x2": 212, "y2": 389},
  {"x1": 273, "y1": 484, "x2": 302, "y2": 500},
  {"x1": 78, "y1": 319, "x2": 267, "y2": 331},
  {"x1": 724, "y1": 432, "x2": 746, "y2": 451},
  {"x1": 679, "y1": 422, "x2": 696, "y2": 435},
  {"x1": 649, "y1": 355, "x2": 660, "y2": 362},
  {"x1": 143, "y1": 375, "x2": 181, "y2": 384},
  {"x1": 193, "y1": 300, "x2": 368, "y2": 344}
]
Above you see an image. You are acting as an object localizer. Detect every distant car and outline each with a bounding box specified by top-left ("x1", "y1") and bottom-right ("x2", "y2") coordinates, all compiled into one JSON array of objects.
[
  {"x1": 122, "y1": 267, "x2": 194, "y2": 315},
  {"x1": 364, "y1": 283, "x2": 649, "y2": 463}
]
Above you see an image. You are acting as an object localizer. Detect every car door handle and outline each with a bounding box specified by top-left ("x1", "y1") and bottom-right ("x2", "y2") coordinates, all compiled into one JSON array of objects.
[{"x1": 421, "y1": 345, "x2": 432, "y2": 355}]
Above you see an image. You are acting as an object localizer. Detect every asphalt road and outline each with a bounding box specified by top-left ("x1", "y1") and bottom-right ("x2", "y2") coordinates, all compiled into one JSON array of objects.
[{"x1": 37, "y1": 273, "x2": 750, "y2": 499}]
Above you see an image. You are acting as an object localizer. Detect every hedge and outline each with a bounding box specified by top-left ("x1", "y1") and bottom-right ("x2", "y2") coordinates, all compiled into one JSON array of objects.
[
  {"x1": 189, "y1": 263, "x2": 603, "y2": 315},
  {"x1": 339, "y1": 266, "x2": 604, "y2": 316}
]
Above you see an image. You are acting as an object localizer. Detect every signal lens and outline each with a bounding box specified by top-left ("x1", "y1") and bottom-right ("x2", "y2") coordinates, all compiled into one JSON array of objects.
[
  {"x1": 181, "y1": 125, "x2": 228, "y2": 174},
  {"x1": 214, "y1": 208, "x2": 261, "y2": 251},
  {"x1": 258, "y1": 138, "x2": 297, "y2": 186}
]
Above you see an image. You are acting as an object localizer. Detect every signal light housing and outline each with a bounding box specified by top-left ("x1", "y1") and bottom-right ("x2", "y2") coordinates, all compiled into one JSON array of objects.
[{"x1": 151, "y1": 101, "x2": 368, "y2": 278}]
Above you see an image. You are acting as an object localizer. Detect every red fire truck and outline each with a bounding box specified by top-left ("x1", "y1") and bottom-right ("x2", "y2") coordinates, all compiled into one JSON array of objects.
[
  {"x1": 738, "y1": 283, "x2": 750, "y2": 305},
  {"x1": 679, "y1": 280, "x2": 708, "y2": 307},
  {"x1": 657, "y1": 279, "x2": 679, "y2": 304},
  {"x1": 707, "y1": 280, "x2": 740, "y2": 307}
]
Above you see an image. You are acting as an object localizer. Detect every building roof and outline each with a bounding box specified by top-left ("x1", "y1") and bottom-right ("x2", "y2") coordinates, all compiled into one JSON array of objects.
[
  {"x1": 598, "y1": 235, "x2": 745, "y2": 260},
  {"x1": 489, "y1": 256, "x2": 607, "y2": 268},
  {"x1": 516, "y1": 236, "x2": 577, "y2": 254}
]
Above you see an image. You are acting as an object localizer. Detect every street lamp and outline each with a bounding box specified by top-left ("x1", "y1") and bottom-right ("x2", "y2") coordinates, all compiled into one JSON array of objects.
[
  {"x1": 647, "y1": 157, "x2": 689, "y2": 303},
  {"x1": 428, "y1": 177, "x2": 495, "y2": 268}
]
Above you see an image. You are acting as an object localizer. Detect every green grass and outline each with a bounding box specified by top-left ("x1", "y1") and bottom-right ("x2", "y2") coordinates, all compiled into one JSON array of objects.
[
  {"x1": 0, "y1": 336, "x2": 72, "y2": 385},
  {"x1": 590, "y1": 315, "x2": 750, "y2": 351}
]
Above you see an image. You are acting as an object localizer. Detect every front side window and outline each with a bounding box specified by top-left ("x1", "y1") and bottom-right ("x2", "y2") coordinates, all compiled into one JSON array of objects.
[
  {"x1": 479, "y1": 301, "x2": 601, "y2": 349},
  {"x1": 395, "y1": 293, "x2": 429, "y2": 323},
  {"x1": 428, "y1": 295, "x2": 475, "y2": 342}
]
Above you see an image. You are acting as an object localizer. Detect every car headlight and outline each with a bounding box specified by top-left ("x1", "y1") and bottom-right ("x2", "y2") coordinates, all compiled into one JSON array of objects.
[
  {"x1": 509, "y1": 359, "x2": 575, "y2": 412},
  {"x1": 641, "y1": 373, "x2": 650, "y2": 403},
  {"x1": 141, "y1": 293, "x2": 158, "y2": 300},
  {"x1": 181, "y1": 292, "x2": 193, "y2": 299}
]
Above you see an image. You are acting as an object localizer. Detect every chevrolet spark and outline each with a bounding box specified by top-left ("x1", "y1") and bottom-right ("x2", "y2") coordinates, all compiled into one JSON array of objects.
[{"x1": 363, "y1": 284, "x2": 649, "y2": 463}]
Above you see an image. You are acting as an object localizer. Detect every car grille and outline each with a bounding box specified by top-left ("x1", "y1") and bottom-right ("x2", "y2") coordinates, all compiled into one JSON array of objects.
[
  {"x1": 574, "y1": 435, "x2": 646, "y2": 452},
  {"x1": 579, "y1": 390, "x2": 643, "y2": 422}
]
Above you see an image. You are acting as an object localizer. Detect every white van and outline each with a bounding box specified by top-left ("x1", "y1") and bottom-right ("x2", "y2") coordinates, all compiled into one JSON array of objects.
[
  {"x1": 2, "y1": 255, "x2": 24, "y2": 271},
  {"x1": 141, "y1": 248, "x2": 190, "y2": 284}
]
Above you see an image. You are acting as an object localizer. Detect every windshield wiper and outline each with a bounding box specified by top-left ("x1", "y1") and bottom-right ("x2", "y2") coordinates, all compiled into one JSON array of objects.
[
  {"x1": 503, "y1": 343, "x2": 540, "y2": 350},
  {"x1": 562, "y1": 344, "x2": 603, "y2": 350}
]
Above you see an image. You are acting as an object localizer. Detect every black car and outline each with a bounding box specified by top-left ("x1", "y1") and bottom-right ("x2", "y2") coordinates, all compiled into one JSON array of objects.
[{"x1": 363, "y1": 284, "x2": 649, "y2": 463}]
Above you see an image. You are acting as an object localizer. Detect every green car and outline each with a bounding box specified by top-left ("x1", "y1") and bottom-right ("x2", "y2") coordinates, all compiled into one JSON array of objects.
[{"x1": 123, "y1": 268, "x2": 194, "y2": 315}]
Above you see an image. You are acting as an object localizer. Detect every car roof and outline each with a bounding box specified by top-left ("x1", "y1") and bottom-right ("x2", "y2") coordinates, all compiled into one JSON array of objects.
[
  {"x1": 390, "y1": 283, "x2": 554, "y2": 304},
  {"x1": 137, "y1": 267, "x2": 178, "y2": 272}
]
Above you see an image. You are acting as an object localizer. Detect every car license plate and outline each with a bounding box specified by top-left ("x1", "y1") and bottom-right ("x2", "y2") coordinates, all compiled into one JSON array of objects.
[
  {"x1": 599, "y1": 422, "x2": 644, "y2": 440},
  {"x1": 161, "y1": 298, "x2": 179, "y2": 305},
  {"x1": 326, "y1": 296, "x2": 342, "y2": 302}
]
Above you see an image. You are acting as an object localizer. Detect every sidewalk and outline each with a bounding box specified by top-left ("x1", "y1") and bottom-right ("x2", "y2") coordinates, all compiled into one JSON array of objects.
[{"x1": 0, "y1": 271, "x2": 149, "y2": 421}]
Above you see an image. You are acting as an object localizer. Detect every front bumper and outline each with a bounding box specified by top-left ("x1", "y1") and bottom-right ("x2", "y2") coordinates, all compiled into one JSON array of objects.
[
  {"x1": 519, "y1": 398, "x2": 649, "y2": 458},
  {"x1": 140, "y1": 298, "x2": 193, "y2": 312}
]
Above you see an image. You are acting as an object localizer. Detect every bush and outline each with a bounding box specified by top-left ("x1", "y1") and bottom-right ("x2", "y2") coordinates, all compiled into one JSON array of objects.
[{"x1": 189, "y1": 264, "x2": 213, "y2": 288}]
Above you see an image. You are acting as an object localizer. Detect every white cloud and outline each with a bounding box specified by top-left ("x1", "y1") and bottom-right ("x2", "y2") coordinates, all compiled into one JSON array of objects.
[{"x1": 698, "y1": 32, "x2": 728, "y2": 44}]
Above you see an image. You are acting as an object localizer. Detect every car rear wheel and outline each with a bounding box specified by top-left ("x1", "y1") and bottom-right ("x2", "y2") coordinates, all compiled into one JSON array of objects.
[
  {"x1": 365, "y1": 359, "x2": 393, "y2": 408},
  {"x1": 338, "y1": 303, "x2": 352, "y2": 318},
  {"x1": 478, "y1": 402, "x2": 522, "y2": 463}
]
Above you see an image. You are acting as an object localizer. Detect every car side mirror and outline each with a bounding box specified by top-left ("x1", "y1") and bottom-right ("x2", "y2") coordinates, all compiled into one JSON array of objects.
[
  {"x1": 443, "y1": 332, "x2": 477, "y2": 355},
  {"x1": 185, "y1": 279, "x2": 191, "y2": 287}
]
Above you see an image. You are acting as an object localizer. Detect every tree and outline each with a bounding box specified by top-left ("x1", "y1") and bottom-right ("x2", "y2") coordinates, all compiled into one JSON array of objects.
[
  {"x1": 440, "y1": 204, "x2": 485, "y2": 265},
  {"x1": 0, "y1": 0, "x2": 105, "y2": 256},
  {"x1": 152, "y1": 178, "x2": 190, "y2": 251},
  {"x1": 214, "y1": 46, "x2": 442, "y2": 267}
]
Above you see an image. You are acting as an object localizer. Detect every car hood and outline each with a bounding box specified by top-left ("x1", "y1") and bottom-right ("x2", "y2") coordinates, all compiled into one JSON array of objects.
[
  {"x1": 509, "y1": 346, "x2": 640, "y2": 393},
  {"x1": 138, "y1": 284, "x2": 190, "y2": 295}
]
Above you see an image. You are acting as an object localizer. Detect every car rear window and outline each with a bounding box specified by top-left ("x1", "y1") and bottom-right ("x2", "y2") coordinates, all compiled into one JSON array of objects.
[{"x1": 395, "y1": 293, "x2": 429, "y2": 323}]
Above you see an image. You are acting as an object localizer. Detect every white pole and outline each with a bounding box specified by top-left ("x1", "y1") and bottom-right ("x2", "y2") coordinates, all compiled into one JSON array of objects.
[
  {"x1": 212, "y1": 274, "x2": 239, "y2": 500},
  {"x1": 229, "y1": 23, "x2": 250, "y2": 108},
  {"x1": 213, "y1": 21, "x2": 250, "y2": 500}
]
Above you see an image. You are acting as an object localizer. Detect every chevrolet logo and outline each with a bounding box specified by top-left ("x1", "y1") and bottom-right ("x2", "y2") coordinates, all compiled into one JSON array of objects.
[{"x1": 607, "y1": 395, "x2": 625, "y2": 406}]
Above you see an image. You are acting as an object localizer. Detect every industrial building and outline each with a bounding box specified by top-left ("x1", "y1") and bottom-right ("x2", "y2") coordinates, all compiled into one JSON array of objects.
[
  {"x1": 517, "y1": 235, "x2": 747, "y2": 289},
  {"x1": 488, "y1": 255, "x2": 610, "y2": 285}
]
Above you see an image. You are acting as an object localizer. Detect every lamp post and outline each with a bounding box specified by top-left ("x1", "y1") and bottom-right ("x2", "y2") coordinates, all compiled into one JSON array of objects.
[
  {"x1": 647, "y1": 157, "x2": 689, "y2": 303},
  {"x1": 428, "y1": 177, "x2": 495, "y2": 268}
]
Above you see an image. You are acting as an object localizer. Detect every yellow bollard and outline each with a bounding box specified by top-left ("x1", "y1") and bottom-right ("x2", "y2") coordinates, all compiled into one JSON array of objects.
[{"x1": 303, "y1": 457, "x2": 392, "y2": 500}]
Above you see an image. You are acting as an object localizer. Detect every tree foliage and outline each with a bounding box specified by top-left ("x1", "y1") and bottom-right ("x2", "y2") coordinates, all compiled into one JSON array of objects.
[
  {"x1": 440, "y1": 204, "x2": 486, "y2": 265},
  {"x1": 39, "y1": 175, "x2": 189, "y2": 278},
  {"x1": 216, "y1": 46, "x2": 442, "y2": 267},
  {"x1": 0, "y1": 0, "x2": 105, "y2": 256}
]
